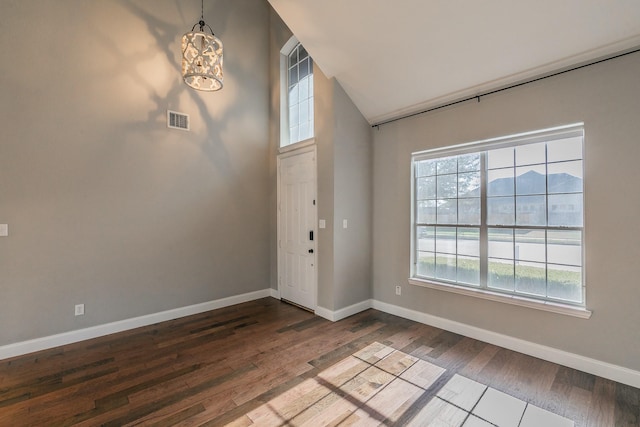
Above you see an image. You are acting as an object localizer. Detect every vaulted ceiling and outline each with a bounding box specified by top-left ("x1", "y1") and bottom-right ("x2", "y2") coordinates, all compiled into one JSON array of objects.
[{"x1": 268, "y1": 0, "x2": 640, "y2": 125}]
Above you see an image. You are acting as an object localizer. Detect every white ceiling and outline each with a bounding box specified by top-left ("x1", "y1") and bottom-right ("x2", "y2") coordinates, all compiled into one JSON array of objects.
[{"x1": 268, "y1": 0, "x2": 640, "y2": 125}]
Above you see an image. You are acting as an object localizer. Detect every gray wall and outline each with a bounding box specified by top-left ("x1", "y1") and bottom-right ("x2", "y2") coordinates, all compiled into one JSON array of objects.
[
  {"x1": 314, "y1": 66, "x2": 337, "y2": 310},
  {"x1": 312, "y1": 70, "x2": 373, "y2": 312},
  {"x1": 267, "y1": 9, "x2": 292, "y2": 293},
  {"x1": 332, "y1": 83, "x2": 373, "y2": 309},
  {"x1": 315, "y1": 70, "x2": 373, "y2": 311},
  {"x1": 372, "y1": 51, "x2": 640, "y2": 371},
  {"x1": 0, "y1": 0, "x2": 270, "y2": 346},
  {"x1": 268, "y1": 10, "x2": 372, "y2": 312}
]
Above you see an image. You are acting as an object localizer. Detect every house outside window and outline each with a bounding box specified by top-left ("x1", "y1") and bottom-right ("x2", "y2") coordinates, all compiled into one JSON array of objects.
[{"x1": 411, "y1": 124, "x2": 585, "y2": 309}]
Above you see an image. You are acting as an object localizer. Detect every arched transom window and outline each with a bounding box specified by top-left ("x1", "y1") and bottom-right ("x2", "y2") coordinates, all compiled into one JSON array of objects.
[{"x1": 283, "y1": 41, "x2": 314, "y2": 146}]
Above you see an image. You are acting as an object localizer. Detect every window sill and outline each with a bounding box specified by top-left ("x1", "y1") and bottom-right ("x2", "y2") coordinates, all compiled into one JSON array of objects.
[
  {"x1": 408, "y1": 277, "x2": 592, "y2": 319},
  {"x1": 279, "y1": 138, "x2": 315, "y2": 154}
]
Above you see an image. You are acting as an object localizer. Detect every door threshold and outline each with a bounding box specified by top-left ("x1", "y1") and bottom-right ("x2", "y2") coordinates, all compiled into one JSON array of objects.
[{"x1": 281, "y1": 298, "x2": 315, "y2": 314}]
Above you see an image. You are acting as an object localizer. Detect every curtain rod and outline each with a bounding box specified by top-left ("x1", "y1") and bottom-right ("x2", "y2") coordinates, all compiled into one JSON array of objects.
[{"x1": 372, "y1": 47, "x2": 640, "y2": 129}]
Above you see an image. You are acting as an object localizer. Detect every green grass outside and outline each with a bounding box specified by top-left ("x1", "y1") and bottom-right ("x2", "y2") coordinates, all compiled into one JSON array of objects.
[{"x1": 418, "y1": 256, "x2": 582, "y2": 303}]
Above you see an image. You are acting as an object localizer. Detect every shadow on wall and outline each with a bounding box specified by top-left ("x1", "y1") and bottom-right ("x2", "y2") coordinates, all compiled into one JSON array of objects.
[
  {"x1": 115, "y1": 0, "x2": 233, "y2": 174},
  {"x1": 94, "y1": 0, "x2": 270, "y2": 212},
  {"x1": 83, "y1": 0, "x2": 265, "y2": 161}
]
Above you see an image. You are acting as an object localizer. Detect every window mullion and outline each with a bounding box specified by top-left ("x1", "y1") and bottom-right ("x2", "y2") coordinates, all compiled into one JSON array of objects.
[{"x1": 479, "y1": 152, "x2": 488, "y2": 289}]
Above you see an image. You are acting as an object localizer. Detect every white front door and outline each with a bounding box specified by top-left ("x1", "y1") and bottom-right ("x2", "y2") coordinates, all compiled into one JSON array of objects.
[{"x1": 278, "y1": 147, "x2": 317, "y2": 311}]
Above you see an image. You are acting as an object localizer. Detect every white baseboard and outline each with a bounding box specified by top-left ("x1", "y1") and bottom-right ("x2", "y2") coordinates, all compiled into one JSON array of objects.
[
  {"x1": 314, "y1": 306, "x2": 333, "y2": 321},
  {"x1": 371, "y1": 300, "x2": 640, "y2": 389},
  {"x1": 315, "y1": 299, "x2": 373, "y2": 322},
  {"x1": 0, "y1": 289, "x2": 272, "y2": 361},
  {"x1": 4, "y1": 292, "x2": 639, "y2": 389}
]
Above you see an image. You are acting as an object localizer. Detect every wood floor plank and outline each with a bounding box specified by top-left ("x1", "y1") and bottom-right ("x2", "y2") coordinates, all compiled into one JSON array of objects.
[
  {"x1": 587, "y1": 377, "x2": 616, "y2": 427},
  {"x1": 615, "y1": 382, "x2": 640, "y2": 426},
  {"x1": 0, "y1": 299, "x2": 637, "y2": 427}
]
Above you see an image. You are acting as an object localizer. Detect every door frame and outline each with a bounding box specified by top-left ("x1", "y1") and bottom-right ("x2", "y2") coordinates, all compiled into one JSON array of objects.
[{"x1": 276, "y1": 144, "x2": 318, "y2": 311}]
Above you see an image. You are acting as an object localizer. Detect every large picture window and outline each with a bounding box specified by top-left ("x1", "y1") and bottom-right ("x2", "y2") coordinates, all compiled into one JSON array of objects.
[{"x1": 411, "y1": 124, "x2": 585, "y2": 308}]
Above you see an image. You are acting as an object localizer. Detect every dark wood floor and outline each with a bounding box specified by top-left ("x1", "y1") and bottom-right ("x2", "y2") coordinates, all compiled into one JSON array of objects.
[{"x1": 0, "y1": 298, "x2": 638, "y2": 426}]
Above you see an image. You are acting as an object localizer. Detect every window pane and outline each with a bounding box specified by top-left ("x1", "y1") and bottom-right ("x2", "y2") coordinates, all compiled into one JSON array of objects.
[
  {"x1": 436, "y1": 254, "x2": 457, "y2": 282},
  {"x1": 417, "y1": 226, "x2": 435, "y2": 251},
  {"x1": 548, "y1": 161, "x2": 583, "y2": 194},
  {"x1": 436, "y1": 227, "x2": 456, "y2": 254},
  {"x1": 516, "y1": 195, "x2": 546, "y2": 226},
  {"x1": 437, "y1": 174, "x2": 457, "y2": 198},
  {"x1": 548, "y1": 194, "x2": 583, "y2": 227},
  {"x1": 288, "y1": 85, "x2": 299, "y2": 104},
  {"x1": 437, "y1": 200, "x2": 457, "y2": 224},
  {"x1": 417, "y1": 177, "x2": 436, "y2": 200},
  {"x1": 488, "y1": 258, "x2": 514, "y2": 291},
  {"x1": 288, "y1": 66, "x2": 298, "y2": 85},
  {"x1": 298, "y1": 77, "x2": 309, "y2": 100},
  {"x1": 417, "y1": 252, "x2": 435, "y2": 277},
  {"x1": 458, "y1": 198, "x2": 480, "y2": 225},
  {"x1": 437, "y1": 157, "x2": 457, "y2": 174},
  {"x1": 488, "y1": 228, "x2": 513, "y2": 259},
  {"x1": 488, "y1": 147, "x2": 514, "y2": 169},
  {"x1": 458, "y1": 256, "x2": 480, "y2": 285},
  {"x1": 288, "y1": 48, "x2": 298, "y2": 67},
  {"x1": 289, "y1": 104, "x2": 299, "y2": 127},
  {"x1": 417, "y1": 200, "x2": 436, "y2": 223},
  {"x1": 457, "y1": 228, "x2": 479, "y2": 256},
  {"x1": 299, "y1": 57, "x2": 310, "y2": 79},
  {"x1": 416, "y1": 160, "x2": 436, "y2": 177},
  {"x1": 515, "y1": 261, "x2": 546, "y2": 296},
  {"x1": 487, "y1": 169, "x2": 514, "y2": 196},
  {"x1": 515, "y1": 229, "x2": 545, "y2": 262},
  {"x1": 299, "y1": 122, "x2": 311, "y2": 141},
  {"x1": 548, "y1": 264, "x2": 582, "y2": 302},
  {"x1": 516, "y1": 142, "x2": 546, "y2": 166},
  {"x1": 289, "y1": 125, "x2": 299, "y2": 143},
  {"x1": 487, "y1": 196, "x2": 515, "y2": 225},
  {"x1": 299, "y1": 45, "x2": 308, "y2": 60},
  {"x1": 299, "y1": 99, "x2": 309, "y2": 123},
  {"x1": 516, "y1": 165, "x2": 546, "y2": 195},
  {"x1": 458, "y1": 153, "x2": 480, "y2": 172},
  {"x1": 547, "y1": 230, "x2": 582, "y2": 266},
  {"x1": 547, "y1": 137, "x2": 582, "y2": 162},
  {"x1": 458, "y1": 172, "x2": 480, "y2": 197}
]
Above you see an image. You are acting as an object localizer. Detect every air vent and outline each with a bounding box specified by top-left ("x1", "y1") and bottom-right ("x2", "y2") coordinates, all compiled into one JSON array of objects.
[{"x1": 167, "y1": 110, "x2": 190, "y2": 131}]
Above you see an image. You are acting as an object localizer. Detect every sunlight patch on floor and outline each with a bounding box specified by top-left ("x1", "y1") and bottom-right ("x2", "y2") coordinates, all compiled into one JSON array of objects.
[{"x1": 232, "y1": 342, "x2": 574, "y2": 426}]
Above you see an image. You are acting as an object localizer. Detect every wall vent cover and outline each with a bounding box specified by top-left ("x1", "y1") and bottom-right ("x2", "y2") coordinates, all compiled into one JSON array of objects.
[{"x1": 167, "y1": 110, "x2": 190, "y2": 131}]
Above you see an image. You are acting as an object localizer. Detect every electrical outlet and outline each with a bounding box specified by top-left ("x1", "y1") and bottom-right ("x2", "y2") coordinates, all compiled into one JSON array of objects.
[
  {"x1": 75, "y1": 304, "x2": 85, "y2": 316},
  {"x1": 395, "y1": 285, "x2": 401, "y2": 296}
]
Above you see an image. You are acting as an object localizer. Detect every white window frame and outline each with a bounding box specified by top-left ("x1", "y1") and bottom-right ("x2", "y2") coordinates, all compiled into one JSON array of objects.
[
  {"x1": 280, "y1": 36, "x2": 314, "y2": 150},
  {"x1": 409, "y1": 123, "x2": 591, "y2": 319}
]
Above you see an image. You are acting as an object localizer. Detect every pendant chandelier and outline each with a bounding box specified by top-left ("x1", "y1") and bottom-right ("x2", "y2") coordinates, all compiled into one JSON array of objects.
[{"x1": 181, "y1": 0, "x2": 223, "y2": 91}]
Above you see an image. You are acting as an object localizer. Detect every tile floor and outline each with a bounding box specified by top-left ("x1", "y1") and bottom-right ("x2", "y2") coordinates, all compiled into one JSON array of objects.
[
  {"x1": 423, "y1": 373, "x2": 574, "y2": 427},
  {"x1": 239, "y1": 342, "x2": 575, "y2": 426}
]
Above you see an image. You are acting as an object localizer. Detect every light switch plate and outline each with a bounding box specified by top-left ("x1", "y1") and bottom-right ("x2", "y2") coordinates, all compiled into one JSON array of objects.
[
  {"x1": 343, "y1": 219, "x2": 348, "y2": 229},
  {"x1": 0, "y1": 224, "x2": 8, "y2": 237},
  {"x1": 319, "y1": 219, "x2": 326, "y2": 229}
]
